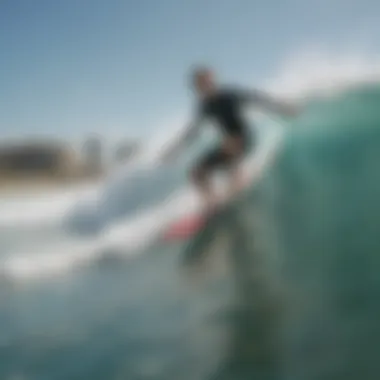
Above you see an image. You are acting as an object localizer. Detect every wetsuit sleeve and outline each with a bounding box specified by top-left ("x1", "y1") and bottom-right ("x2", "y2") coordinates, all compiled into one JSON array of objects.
[
  {"x1": 232, "y1": 88, "x2": 275, "y2": 106},
  {"x1": 233, "y1": 88, "x2": 295, "y2": 116},
  {"x1": 232, "y1": 88, "x2": 265, "y2": 104}
]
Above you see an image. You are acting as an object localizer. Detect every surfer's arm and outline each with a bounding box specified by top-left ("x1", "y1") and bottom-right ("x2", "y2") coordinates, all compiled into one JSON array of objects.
[
  {"x1": 237, "y1": 88, "x2": 298, "y2": 117},
  {"x1": 160, "y1": 115, "x2": 203, "y2": 162},
  {"x1": 176, "y1": 119, "x2": 202, "y2": 150}
]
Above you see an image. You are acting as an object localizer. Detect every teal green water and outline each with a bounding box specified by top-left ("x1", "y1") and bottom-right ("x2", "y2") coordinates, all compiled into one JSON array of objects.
[
  {"x1": 182, "y1": 84, "x2": 380, "y2": 379},
  {"x1": 2, "y1": 84, "x2": 380, "y2": 380}
]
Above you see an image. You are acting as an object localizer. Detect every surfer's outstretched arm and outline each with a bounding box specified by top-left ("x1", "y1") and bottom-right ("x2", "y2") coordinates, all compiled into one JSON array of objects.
[
  {"x1": 238, "y1": 88, "x2": 298, "y2": 117},
  {"x1": 160, "y1": 116, "x2": 203, "y2": 162}
]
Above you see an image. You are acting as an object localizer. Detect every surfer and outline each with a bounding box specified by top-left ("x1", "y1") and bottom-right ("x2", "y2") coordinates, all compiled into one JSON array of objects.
[{"x1": 162, "y1": 66, "x2": 297, "y2": 214}]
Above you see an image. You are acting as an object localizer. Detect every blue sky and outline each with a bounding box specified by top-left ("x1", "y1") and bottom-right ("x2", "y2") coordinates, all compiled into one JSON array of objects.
[{"x1": 0, "y1": 0, "x2": 378, "y2": 141}]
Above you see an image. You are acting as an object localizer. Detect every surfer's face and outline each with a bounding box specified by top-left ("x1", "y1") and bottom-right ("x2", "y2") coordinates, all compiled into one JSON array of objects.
[{"x1": 193, "y1": 70, "x2": 216, "y2": 96}]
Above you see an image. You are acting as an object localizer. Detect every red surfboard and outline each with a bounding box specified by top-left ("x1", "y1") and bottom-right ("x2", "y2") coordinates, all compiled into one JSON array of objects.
[
  {"x1": 162, "y1": 213, "x2": 207, "y2": 241},
  {"x1": 162, "y1": 175, "x2": 252, "y2": 242}
]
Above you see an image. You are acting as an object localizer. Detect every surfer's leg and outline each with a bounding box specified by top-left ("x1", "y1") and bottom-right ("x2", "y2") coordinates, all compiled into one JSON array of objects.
[
  {"x1": 191, "y1": 167, "x2": 215, "y2": 211},
  {"x1": 223, "y1": 135, "x2": 251, "y2": 199},
  {"x1": 191, "y1": 147, "x2": 224, "y2": 213},
  {"x1": 226, "y1": 163, "x2": 247, "y2": 199}
]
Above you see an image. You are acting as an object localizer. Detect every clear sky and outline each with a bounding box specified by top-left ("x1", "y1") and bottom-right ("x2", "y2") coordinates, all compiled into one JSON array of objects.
[{"x1": 0, "y1": 0, "x2": 378, "y2": 142}]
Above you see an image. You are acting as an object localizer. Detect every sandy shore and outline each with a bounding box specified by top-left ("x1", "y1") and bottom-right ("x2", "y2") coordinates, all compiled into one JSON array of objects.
[{"x1": 0, "y1": 174, "x2": 104, "y2": 196}]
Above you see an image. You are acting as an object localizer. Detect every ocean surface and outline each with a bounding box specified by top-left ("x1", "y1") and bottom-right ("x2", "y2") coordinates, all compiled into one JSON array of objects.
[{"x1": 2, "y1": 82, "x2": 380, "y2": 380}]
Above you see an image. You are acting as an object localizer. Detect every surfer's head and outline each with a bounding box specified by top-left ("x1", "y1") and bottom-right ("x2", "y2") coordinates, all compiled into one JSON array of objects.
[{"x1": 191, "y1": 66, "x2": 217, "y2": 96}]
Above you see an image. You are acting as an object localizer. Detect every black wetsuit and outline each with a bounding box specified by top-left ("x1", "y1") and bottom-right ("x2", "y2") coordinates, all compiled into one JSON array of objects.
[{"x1": 192, "y1": 87, "x2": 257, "y2": 172}]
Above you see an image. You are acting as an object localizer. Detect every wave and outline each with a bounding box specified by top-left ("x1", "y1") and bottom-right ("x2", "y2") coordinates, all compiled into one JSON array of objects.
[
  {"x1": 0, "y1": 189, "x2": 199, "y2": 281},
  {"x1": 2, "y1": 48, "x2": 379, "y2": 229},
  {"x1": 0, "y1": 117, "x2": 283, "y2": 282},
  {"x1": 264, "y1": 47, "x2": 380, "y2": 100},
  {"x1": 177, "y1": 83, "x2": 380, "y2": 378},
  {"x1": 3, "y1": 47, "x2": 380, "y2": 282}
]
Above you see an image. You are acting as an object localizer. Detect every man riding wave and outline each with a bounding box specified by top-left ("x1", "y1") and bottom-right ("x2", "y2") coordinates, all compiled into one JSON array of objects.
[{"x1": 162, "y1": 66, "x2": 297, "y2": 214}]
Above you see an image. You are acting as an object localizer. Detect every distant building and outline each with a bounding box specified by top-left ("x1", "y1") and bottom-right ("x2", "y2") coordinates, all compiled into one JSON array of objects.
[{"x1": 0, "y1": 140, "x2": 77, "y2": 178}]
